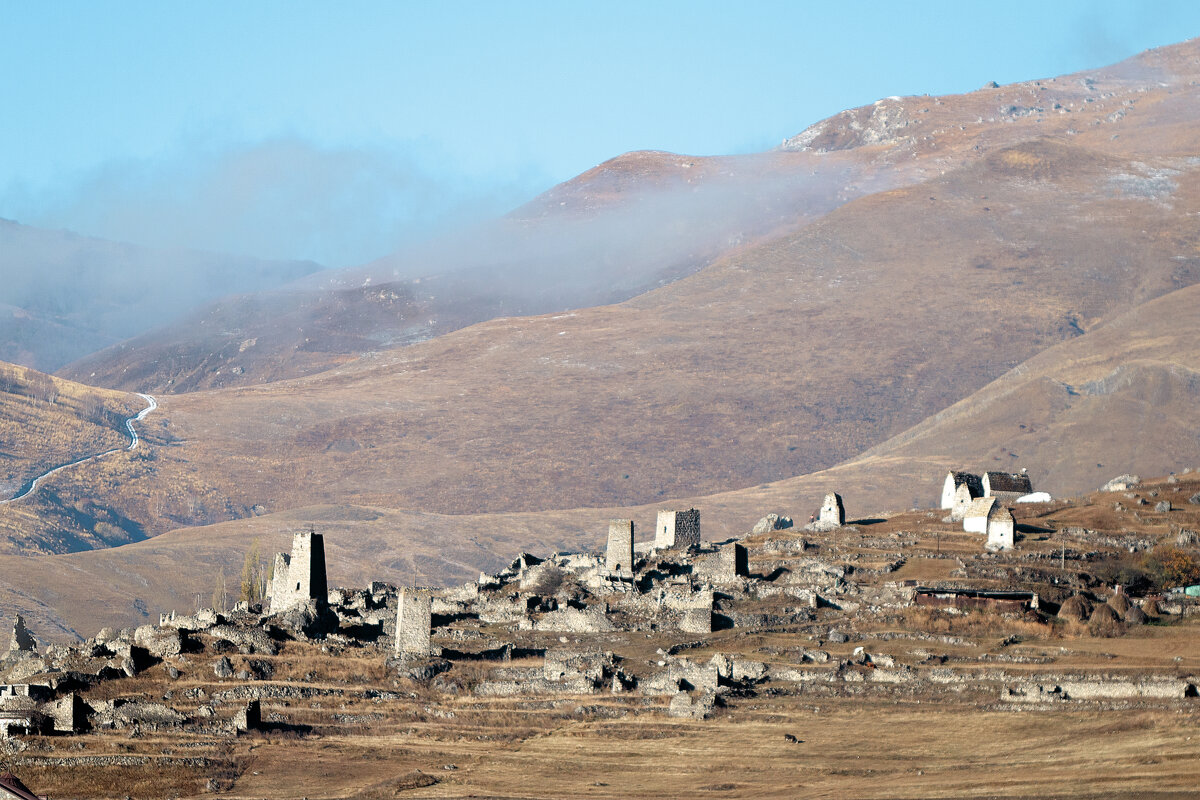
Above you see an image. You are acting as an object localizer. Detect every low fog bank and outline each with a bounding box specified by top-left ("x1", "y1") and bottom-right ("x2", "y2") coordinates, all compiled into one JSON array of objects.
[
  {"x1": 304, "y1": 148, "x2": 891, "y2": 317},
  {"x1": 0, "y1": 219, "x2": 321, "y2": 372}
]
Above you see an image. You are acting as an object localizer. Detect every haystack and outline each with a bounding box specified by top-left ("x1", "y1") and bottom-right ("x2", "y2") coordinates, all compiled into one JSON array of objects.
[
  {"x1": 1088, "y1": 603, "x2": 1121, "y2": 625},
  {"x1": 1107, "y1": 592, "x2": 1132, "y2": 617},
  {"x1": 1057, "y1": 594, "x2": 1092, "y2": 621},
  {"x1": 1123, "y1": 604, "x2": 1149, "y2": 625}
]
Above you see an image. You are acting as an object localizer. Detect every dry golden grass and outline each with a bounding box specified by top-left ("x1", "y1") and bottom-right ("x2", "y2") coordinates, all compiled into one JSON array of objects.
[{"x1": 0, "y1": 363, "x2": 138, "y2": 489}]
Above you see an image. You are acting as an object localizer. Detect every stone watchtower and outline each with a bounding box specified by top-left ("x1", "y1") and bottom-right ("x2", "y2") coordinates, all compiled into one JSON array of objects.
[
  {"x1": 606, "y1": 519, "x2": 635, "y2": 575},
  {"x1": 394, "y1": 589, "x2": 432, "y2": 657},
  {"x1": 8, "y1": 615, "x2": 37, "y2": 654},
  {"x1": 655, "y1": 509, "x2": 701, "y2": 551},
  {"x1": 267, "y1": 530, "x2": 328, "y2": 613},
  {"x1": 819, "y1": 493, "x2": 845, "y2": 526}
]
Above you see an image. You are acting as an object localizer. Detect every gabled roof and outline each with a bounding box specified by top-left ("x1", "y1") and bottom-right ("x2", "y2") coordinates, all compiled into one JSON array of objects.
[
  {"x1": 985, "y1": 471, "x2": 1033, "y2": 494},
  {"x1": 963, "y1": 496, "x2": 997, "y2": 518},
  {"x1": 0, "y1": 772, "x2": 42, "y2": 800}
]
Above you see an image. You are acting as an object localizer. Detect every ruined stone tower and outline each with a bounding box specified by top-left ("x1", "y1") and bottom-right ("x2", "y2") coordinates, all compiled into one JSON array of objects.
[
  {"x1": 606, "y1": 519, "x2": 635, "y2": 575},
  {"x1": 655, "y1": 509, "x2": 701, "y2": 551},
  {"x1": 267, "y1": 530, "x2": 328, "y2": 613},
  {"x1": 394, "y1": 589, "x2": 432, "y2": 657},
  {"x1": 8, "y1": 615, "x2": 36, "y2": 654},
  {"x1": 819, "y1": 493, "x2": 845, "y2": 526}
]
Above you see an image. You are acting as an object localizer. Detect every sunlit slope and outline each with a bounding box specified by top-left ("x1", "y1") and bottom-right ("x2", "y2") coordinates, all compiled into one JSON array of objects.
[
  {"x1": 61, "y1": 39, "x2": 1200, "y2": 395},
  {"x1": 140, "y1": 136, "x2": 1200, "y2": 518},
  {"x1": 0, "y1": 362, "x2": 139, "y2": 499},
  {"x1": 852, "y1": 282, "x2": 1200, "y2": 492}
]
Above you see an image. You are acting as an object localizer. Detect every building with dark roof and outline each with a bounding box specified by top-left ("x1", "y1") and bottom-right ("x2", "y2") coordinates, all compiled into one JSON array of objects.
[{"x1": 983, "y1": 470, "x2": 1033, "y2": 500}]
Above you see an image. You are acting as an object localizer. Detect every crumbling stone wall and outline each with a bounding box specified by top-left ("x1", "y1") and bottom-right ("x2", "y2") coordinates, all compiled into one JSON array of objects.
[
  {"x1": 693, "y1": 544, "x2": 748, "y2": 581},
  {"x1": 678, "y1": 589, "x2": 714, "y2": 634},
  {"x1": 655, "y1": 509, "x2": 700, "y2": 551}
]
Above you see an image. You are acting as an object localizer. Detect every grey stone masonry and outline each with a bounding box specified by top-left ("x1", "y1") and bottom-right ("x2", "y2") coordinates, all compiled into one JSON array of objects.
[
  {"x1": 819, "y1": 493, "x2": 846, "y2": 526},
  {"x1": 655, "y1": 509, "x2": 701, "y2": 551},
  {"x1": 268, "y1": 530, "x2": 328, "y2": 613},
  {"x1": 679, "y1": 589, "x2": 714, "y2": 634},
  {"x1": 395, "y1": 589, "x2": 432, "y2": 657},
  {"x1": 233, "y1": 700, "x2": 261, "y2": 733},
  {"x1": 606, "y1": 520, "x2": 635, "y2": 575},
  {"x1": 694, "y1": 543, "x2": 749, "y2": 581},
  {"x1": 8, "y1": 615, "x2": 37, "y2": 654}
]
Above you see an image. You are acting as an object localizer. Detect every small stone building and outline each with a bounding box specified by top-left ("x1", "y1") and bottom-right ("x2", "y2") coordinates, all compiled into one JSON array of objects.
[
  {"x1": 941, "y1": 471, "x2": 983, "y2": 509},
  {"x1": 233, "y1": 699, "x2": 261, "y2": 733},
  {"x1": 267, "y1": 530, "x2": 329, "y2": 613},
  {"x1": 962, "y1": 497, "x2": 997, "y2": 534},
  {"x1": 986, "y1": 508, "x2": 1016, "y2": 551},
  {"x1": 394, "y1": 589, "x2": 432, "y2": 657},
  {"x1": 46, "y1": 692, "x2": 88, "y2": 733},
  {"x1": 963, "y1": 497, "x2": 1016, "y2": 549},
  {"x1": 605, "y1": 519, "x2": 635, "y2": 575},
  {"x1": 655, "y1": 509, "x2": 700, "y2": 551},
  {"x1": 983, "y1": 471, "x2": 1033, "y2": 502},
  {"x1": 948, "y1": 482, "x2": 976, "y2": 522}
]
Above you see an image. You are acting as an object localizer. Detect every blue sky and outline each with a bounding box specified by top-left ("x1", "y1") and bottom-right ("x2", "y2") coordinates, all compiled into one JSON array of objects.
[{"x1": 1, "y1": 1, "x2": 1197, "y2": 266}]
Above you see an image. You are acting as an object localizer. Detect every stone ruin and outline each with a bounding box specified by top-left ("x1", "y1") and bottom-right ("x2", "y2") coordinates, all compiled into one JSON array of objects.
[
  {"x1": 4, "y1": 474, "x2": 1199, "y2": 747},
  {"x1": 605, "y1": 519, "x2": 634, "y2": 576},
  {"x1": 805, "y1": 493, "x2": 845, "y2": 531},
  {"x1": 654, "y1": 509, "x2": 701, "y2": 551},
  {"x1": 8, "y1": 616, "x2": 36, "y2": 655},
  {"x1": 692, "y1": 543, "x2": 748, "y2": 583},
  {"x1": 394, "y1": 589, "x2": 432, "y2": 658},
  {"x1": 267, "y1": 530, "x2": 328, "y2": 613}
]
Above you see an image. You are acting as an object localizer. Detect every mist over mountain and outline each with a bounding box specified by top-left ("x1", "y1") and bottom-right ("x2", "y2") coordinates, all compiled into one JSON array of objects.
[
  {"x1": 0, "y1": 218, "x2": 321, "y2": 371},
  {"x1": 60, "y1": 147, "x2": 895, "y2": 392}
]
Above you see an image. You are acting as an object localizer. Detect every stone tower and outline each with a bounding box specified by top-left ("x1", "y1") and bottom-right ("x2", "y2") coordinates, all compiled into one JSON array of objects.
[
  {"x1": 394, "y1": 589, "x2": 432, "y2": 657},
  {"x1": 8, "y1": 615, "x2": 37, "y2": 654},
  {"x1": 268, "y1": 530, "x2": 328, "y2": 613},
  {"x1": 819, "y1": 493, "x2": 845, "y2": 526},
  {"x1": 654, "y1": 509, "x2": 701, "y2": 551},
  {"x1": 606, "y1": 519, "x2": 635, "y2": 575}
]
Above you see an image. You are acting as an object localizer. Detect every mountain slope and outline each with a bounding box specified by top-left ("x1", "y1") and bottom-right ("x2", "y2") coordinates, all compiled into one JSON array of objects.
[
  {"x1": 853, "y1": 282, "x2": 1200, "y2": 492},
  {"x1": 121, "y1": 134, "x2": 1198, "y2": 516},
  {"x1": 3, "y1": 39, "x2": 1197, "y2": 560},
  {"x1": 0, "y1": 218, "x2": 320, "y2": 372},
  {"x1": 7, "y1": 280, "x2": 1200, "y2": 638},
  {"x1": 59, "y1": 148, "x2": 898, "y2": 393}
]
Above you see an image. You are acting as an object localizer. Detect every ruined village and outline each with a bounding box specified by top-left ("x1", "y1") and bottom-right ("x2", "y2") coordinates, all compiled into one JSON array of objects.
[{"x1": 2, "y1": 468, "x2": 1200, "y2": 797}]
